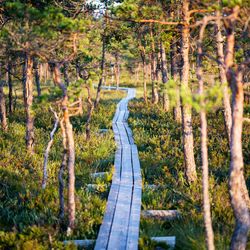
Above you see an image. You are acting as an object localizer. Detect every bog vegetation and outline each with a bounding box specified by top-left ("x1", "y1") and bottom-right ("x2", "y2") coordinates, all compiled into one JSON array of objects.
[{"x1": 0, "y1": 0, "x2": 249, "y2": 250}]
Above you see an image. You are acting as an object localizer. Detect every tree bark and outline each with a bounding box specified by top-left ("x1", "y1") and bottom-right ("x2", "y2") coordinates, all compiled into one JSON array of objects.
[
  {"x1": 215, "y1": 10, "x2": 232, "y2": 144},
  {"x1": 114, "y1": 54, "x2": 120, "y2": 89},
  {"x1": 224, "y1": 6, "x2": 250, "y2": 250},
  {"x1": 196, "y1": 19, "x2": 215, "y2": 250},
  {"x1": 63, "y1": 62, "x2": 70, "y2": 86},
  {"x1": 150, "y1": 25, "x2": 159, "y2": 104},
  {"x1": 170, "y1": 42, "x2": 182, "y2": 123},
  {"x1": 33, "y1": 57, "x2": 41, "y2": 97},
  {"x1": 160, "y1": 42, "x2": 169, "y2": 111},
  {"x1": 85, "y1": 85, "x2": 94, "y2": 141},
  {"x1": 7, "y1": 61, "x2": 13, "y2": 114},
  {"x1": 23, "y1": 53, "x2": 34, "y2": 153},
  {"x1": 0, "y1": 63, "x2": 8, "y2": 131},
  {"x1": 52, "y1": 63, "x2": 75, "y2": 233},
  {"x1": 180, "y1": 0, "x2": 197, "y2": 183}
]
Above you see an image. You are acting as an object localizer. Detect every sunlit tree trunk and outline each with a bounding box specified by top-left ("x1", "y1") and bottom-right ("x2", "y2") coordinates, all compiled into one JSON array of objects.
[
  {"x1": 0, "y1": 63, "x2": 8, "y2": 131},
  {"x1": 170, "y1": 42, "x2": 182, "y2": 123},
  {"x1": 52, "y1": 63, "x2": 75, "y2": 233},
  {"x1": 7, "y1": 60, "x2": 13, "y2": 113},
  {"x1": 197, "y1": 19, "x2": 215, "y2": 250},
  {"x1": 23, "y1": 53, "x2": 34, "y2": 153},
  {"x1": 215, "y1": 10, "x2": 232, "y2": 143},
  {"x1": 160, "y1": 42, "x2": 169, "y2": 111},
  {"x1": 150, "y1": 26, "x2": 159, "y2": 105},
  {"x1": 180, "y1": 0, "x2": 197, "y2": 183},
  {"x1": 33, "y1": 57, "x2": 41, "y2": 97},
  {"x1": 114, "y1": 54, "x2": 120, "y2": 89},
  {"x1": 224, "y1": 6, "x2": 250, "y2": 250}
]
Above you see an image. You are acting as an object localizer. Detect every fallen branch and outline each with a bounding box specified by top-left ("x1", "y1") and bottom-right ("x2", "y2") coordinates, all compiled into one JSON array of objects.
[{"x1": 42, "y1": 107, "x2": 60, "y2": 189}]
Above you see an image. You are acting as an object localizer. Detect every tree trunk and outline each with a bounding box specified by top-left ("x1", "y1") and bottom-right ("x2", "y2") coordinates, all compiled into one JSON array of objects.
[
  {"x1": 160, "y1": 42, "x2": 169, "y2": 111},
  {"x1": 170, "y1": 42, "x2": 182, "y2": 123},
  {"x1": 63, "y1": 62, "x2": 70, "y2": 86},
  {"x1": 33, "y1": 57, "x2": 41, "y2": 97},
  {"x1": 215, "y1": 10, "x2": 232, "y2": 143},
  {"x1": 180, "y1": 0, "x2": 197, "y2": 183},
  {"x1": 0, "y1": 63, "x2": 8, "y2": 131},
  {"x1": 75, "y1": 59, "x2": 80, "y2": 81},
  {"x1": 224, "y1": 6, "x2": 250, "y2": 250},
  {"x1": 23, "y1": 53, "x2": 34, "y2": 153},
  {"x1": 86, "y1": 85, "x2": 94, "y2": 141},
  {"x1": 7, "y1": 61, "x2": 13, "y2": 114},
  {"x1": 142, "y1": 54, "x2": 148, "y2": 104},
  {"x1": 115, "y1": 54, "x2": 120, "y2": 89},
  {"x1": 52, "y1": 63, "x2": 75, "y2": 233},
  {"x1": 150, "y1": 25, "x2": 159, "y2": 104},
  {"x1": 197, "y1": 19, "x2": 215, "y2": 250}
]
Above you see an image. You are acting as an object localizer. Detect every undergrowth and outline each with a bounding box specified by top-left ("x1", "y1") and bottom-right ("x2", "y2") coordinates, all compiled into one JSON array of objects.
[
  {"x1": 128, "y1": 98, "x2": 250, "y2": 250},
  {"x1": 0, "y1": 88, "x2": 125, "y2": 249}
]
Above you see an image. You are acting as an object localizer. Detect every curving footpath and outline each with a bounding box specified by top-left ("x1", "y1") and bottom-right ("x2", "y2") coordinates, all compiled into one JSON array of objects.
[{"x1": 95, "y1": 87, "x2": 142, "y2": 250}]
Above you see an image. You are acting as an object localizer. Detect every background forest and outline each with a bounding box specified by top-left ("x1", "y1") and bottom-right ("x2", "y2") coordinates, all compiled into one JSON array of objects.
[{"x1": 0, "y1": 0, "x2": 249, "y2": 250}]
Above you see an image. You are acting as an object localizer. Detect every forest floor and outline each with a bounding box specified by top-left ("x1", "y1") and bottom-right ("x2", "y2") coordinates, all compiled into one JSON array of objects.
[
  {"x1": 0, "y1": 84, "x2": 249, "y2": 249},
  {"x1": 128, "y1": 93, "x2": 250, "y2": 250}
]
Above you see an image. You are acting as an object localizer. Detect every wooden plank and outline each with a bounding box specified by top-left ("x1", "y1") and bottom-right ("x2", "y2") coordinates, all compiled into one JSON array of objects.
[
  {"x1": 117, "y1": 123, "x2": 130, "y2": 146},
  {"x1": 151, "y1": 237, "x2": 176, "y2": 249},
  {"x1": 91, "y1": 172, "x2": 109, "y2": 179},
  {"x1": 131, "y1": 145, "x2": 142, "y2": 187},
  {"x1": 141, "y1": 210, "x2": 181, "y2": 220},
  {"x1": 120, "y1": 145, "x2": 133, "y2": 185},
  {"x1": 65, "y1": 239, "x2": 95, "y2": 247},
  {"x1": 107, "y1": 184, "x2": 133, "y2": 250},
  {"x1": 94, "y1": 183, "x2": 120, "y2": 250},
  {"x1": 124, "y1": 122, "x2": 134, "y2": 145},
  {"x1": 126, "y1": 186, "x2": 142, "y2": 250}
]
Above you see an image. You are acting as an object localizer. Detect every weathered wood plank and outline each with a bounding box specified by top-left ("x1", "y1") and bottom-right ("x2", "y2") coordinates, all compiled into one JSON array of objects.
[
  {"x1": 94, "y1": 183, "x2": 120, "y2": 250},
  {"x1": 120, "y1": 145, "x2": 133, "y2": 185},
  {"x1": 107, "y1": 185, "x2": 133, "y2": 250},
  {"x1": 65, "y1": 239, "x2": 95, "y2": 247},
  {"x1": 151, "y1": 236, "x2": 176, "y2": 249},
  {"x1": 131, "y1": 145, "x2": 142, "y2": 187},
  {"x1": 141, "y1": 210, "x2": 181, "y2": 220},
  {"x1": 126, "y1": 186, "x2": 142, "y2": 250}
]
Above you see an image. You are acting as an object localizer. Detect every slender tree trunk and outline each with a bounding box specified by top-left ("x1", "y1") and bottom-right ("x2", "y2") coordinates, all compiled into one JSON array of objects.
[
  {"x1": 63, "y1": 62, "x2": 70, "y2": 86},
  {"x1": 23, "y1": 53, "x2": 34, "y2": 153},
  {"x1": 215, "y1": 10, "x2": 232, "y2": 143},
  {"x1": 115, "y1": 54, "x2": 120, "y2": 89},
  {"x1": 42, "y1": 108, "x2": 59, "y2": 189},
  {"x1": 0, "y1": 63, "x2": 8, "y2": 131},
  {"x1": 197, "y1": 19, "x2": 215, "y2": 250},
  {"x1": 150, "y1": 25, "x2": 159, "y2": 104},
  {"x1": 7, "y1": 61, "x2": 13, "y2": 114},
  {"x1": 180, "y1": 0, "x2": 197, "y2": 183},
  {"x1": 170, "y1": 42, "x2": 182, "y2": 123},
  {"x1": 224, "y1": 6, "x2": 250, "y2": 250},
  {"x1": 52, "y1": 63, "x2": 75, "y2": 233},
  {"x1": 160, "y1": 42, "x2": 169, "y2": 111},
  {"x1": 59, "y1": 119, "x2": 67, "y2": 220},
  {"x1": 86, "y1": 85, "x2": 94, "y2": 141},
  {"x1": 33, "y1": 57, "x2": 41, "y2": 97},
  {"x1": 142, "y1": 54, "x2": 148, "y2": 104}
]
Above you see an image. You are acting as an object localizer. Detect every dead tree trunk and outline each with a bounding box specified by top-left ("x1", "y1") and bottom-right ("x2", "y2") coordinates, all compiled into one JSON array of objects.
[
  {"x1": 42, "y1": 107, "x2": 59, "y2": 189},
  {"x1": 23, "y1": 53, "x2": 34, "y2": 153},
  {"x1": 0, "y1": 63, "x2": 8, "y2": 131},
  {"x1": 7, "y1": 61, "x2": 13, "y2": 113},
  {"x1": 224, "y1": 6, "x2": 250, "y2": 250},
  {"x1": 170, "y1": 42, "x2": 182, "y2": 123},
  {"x1": 180, "y1": 0, "x2": 197, "y2": 183},
  {"x1": 114, "y1": 54, "x2": 120, "y2": 89},
  {"x1": 52, "y1": 63, "x2": 75, "y2": 233},
  {"x1": 160, "y1": 42, "x2": 169, "y2": 111},
  {"x1": 33, "y1": 57, "x2": 41, "y2": 97},
  {"x1": 197, "y1": 19, "x2": 215, "y2": 250},
  {"x1": 215, "y1": 10, "x2": 232, "y2": 143}
]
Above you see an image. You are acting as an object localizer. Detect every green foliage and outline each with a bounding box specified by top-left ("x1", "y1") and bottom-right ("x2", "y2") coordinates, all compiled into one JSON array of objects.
[{"x1": 128, "y1": 99, "x2": 250, "y2": 249}]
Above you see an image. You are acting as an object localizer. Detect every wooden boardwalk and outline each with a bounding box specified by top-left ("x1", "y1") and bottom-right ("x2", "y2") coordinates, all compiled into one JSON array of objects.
[{"x1": 95, "y1": 87, "x2": 142, "y2": 250}]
